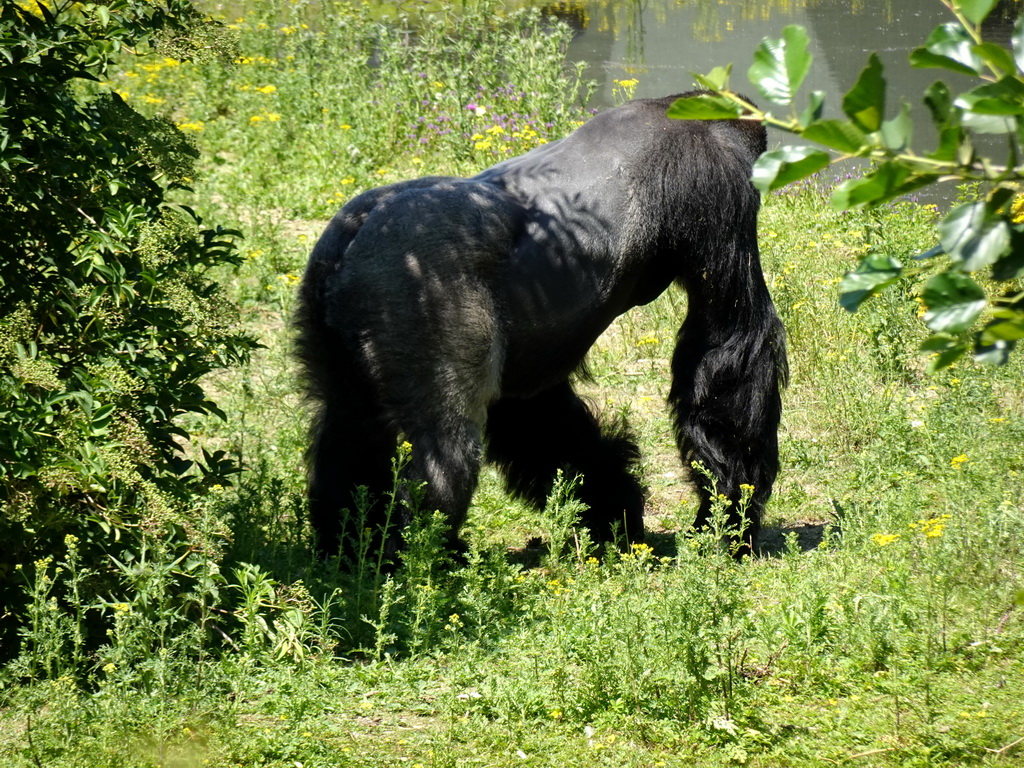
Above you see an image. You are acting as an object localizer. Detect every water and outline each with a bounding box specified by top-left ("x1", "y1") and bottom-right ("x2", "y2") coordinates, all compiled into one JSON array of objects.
[
  {"x1": 559, "y1": 0, "x2": 1016, "y2": 108},
  {"x1": 552, "y1": 0, "x2": 1020, "y2": 183}
]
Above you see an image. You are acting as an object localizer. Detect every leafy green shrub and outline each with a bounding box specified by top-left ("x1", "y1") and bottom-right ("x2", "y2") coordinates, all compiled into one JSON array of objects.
[{"x1": 0, "y1": 1, "x2": 254, "y2": 661}]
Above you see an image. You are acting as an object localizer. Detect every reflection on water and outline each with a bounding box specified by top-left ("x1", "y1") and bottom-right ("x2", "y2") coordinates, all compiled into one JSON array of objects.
[
  {"x1": 551, "y1": 0, "x2": 1018, "y2": 108},
  {"x1": 550, "y1": 0, "x2": 1019, "y2": 198}
]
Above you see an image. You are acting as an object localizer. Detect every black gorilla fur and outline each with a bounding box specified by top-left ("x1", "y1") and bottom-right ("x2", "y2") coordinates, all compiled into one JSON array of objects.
[{"x1": 296, "y1": 92, "x2": 788, "y2": 561}]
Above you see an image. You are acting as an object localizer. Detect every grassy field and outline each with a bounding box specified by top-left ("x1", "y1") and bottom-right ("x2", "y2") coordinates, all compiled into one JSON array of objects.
[{"x1": 1, "y1": 1, "x2": 1023, "y2": 766}]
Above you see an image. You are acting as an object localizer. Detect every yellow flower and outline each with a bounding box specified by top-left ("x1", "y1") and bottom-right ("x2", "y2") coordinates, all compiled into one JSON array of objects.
[
  {"x1": 910, "y1": 514, "x2": 951, "y2": 539},
  {"x1": 951, "y1": 454, "x2": 968, "y2": 469},
  {"x1": 176, "y1": 120, "x2": 205, "y2": 132},
  {"x1": 1012, "y1": 194, "x2": 1024, "y2": 224},
  {"x1": 871, "y1": 533, "x2": 900, "y2": 547},
  {"x1": 255, "y1": 84, "x2": 277, "y2": 94}
]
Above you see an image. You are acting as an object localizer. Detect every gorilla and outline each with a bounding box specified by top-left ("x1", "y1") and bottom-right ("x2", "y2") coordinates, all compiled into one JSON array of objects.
[{"x1": 296, "y1": 91, "x2": 787, "y2": 562}]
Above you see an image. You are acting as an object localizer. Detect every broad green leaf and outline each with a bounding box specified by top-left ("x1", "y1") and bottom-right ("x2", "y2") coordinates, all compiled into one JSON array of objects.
[
  {"x1": 962, "y1": 112, "x2": 1014, "y2": 135},
  {"x1": 800, "y1": 90, "x2": 826, "y2": 127},
  {"x1": 939, "y1": 201, "x2": 1012, "y2": 270},
  {"x1": 838, "y1": 253, "x2": 903, "y2": 311},
  {"x1": 692, "y1": 65, "x2": 733, "y2": 92},
  {"x1": 980, "y1": 316, "x2": 1024, "y2": 343},
  {"x1": 954, "y1": 0, "x2": 999, "y2": 26},
  {"x1": 920, "y1": 333, "x2": 959, "y2": 351},
  {"x1": 926, "y1": 340, "x2": 969, "y2": 371},
  {"x1": 924, "y1": 81, "x2": 953, "y2": 128},
  {"x1": 801, "y1": 119, "x2": 867, "y2": 153},
  {"x1": 667, "y1": 93, "x2": 745, "y2": 119},
  {"x1": 879, "y1": 102, "x2": 913, "y2": 151},
  {"x1": 922, "y1": 271, "x2": 987, "y2": 333},
  {"x1": 748, "y1": 25, "x2": 812, "y2": 106},
  {"x1": 973, "y1": 42, "x2": 1016, "y2": 75},
  {"x1": 831, "y1": 162, "x2": 936, "y2": 209},
  {"x1": 974, "y1": 338, "x2": 1016, "y2": 365},
  {"x1": 842, "y1": 53, "x2": 885, "y2": 132},
  {"x1": 750, "y1": 146, "x2": 831, "y2": 193},
  {"x1": 923, "y1": 83, "x2": 965, "y2": 162},
  {"x1": 992, "y1": 227, "x2": 1024, "y2": 279},
  {"x1": 910, "y1": 23, "x2": 984, "y2": 76},
  {"x1": 1014, "y1": 15, "x2": 1024, "y2": 74},
  {"x1": 954, "y1": 76, "x2": 1024, "y2": 114}
]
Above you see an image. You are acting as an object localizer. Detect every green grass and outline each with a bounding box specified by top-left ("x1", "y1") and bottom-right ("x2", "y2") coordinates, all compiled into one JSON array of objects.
[{"x1": 2, "y1": 1, "x2": 1023, "y2": 766}]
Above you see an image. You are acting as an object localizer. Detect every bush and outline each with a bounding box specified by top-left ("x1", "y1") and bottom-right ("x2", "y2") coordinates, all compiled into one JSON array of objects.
[{"x1": 0, "y1": 1, "x2": 254, "y2": 660}]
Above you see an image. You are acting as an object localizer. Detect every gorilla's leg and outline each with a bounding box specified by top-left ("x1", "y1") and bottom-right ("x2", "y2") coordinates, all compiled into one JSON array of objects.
[
  {"x1": 485, "y1": 382, "x2": 646, "y2": 546},
  {"x1": 670, "y1": 305, "x2": 786, "y2": 556},
  {"x1": 402, "y1": 418, "x2": 485, "y2": 558},
  {"x1": 307, "y1": 393, "x2": 398, "y2": 562}
]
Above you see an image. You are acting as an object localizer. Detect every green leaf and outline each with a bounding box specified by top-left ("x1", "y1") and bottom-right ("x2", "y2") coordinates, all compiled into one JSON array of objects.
[
  {"x1": 839, "y1": 253, "x2": 903, "y2": 311},
  {"x1": 992, "y1": 227, "x2": 1024, "y2": 280},
  {"x1": 910, "y1": 23, "x2": 984, "y2": 76},
  {"x1": 928, "y1": 125, "x2": 964, "y2": 162},
  {"x1": 954, "y1": 0, "x2": 999, "y2": 26},
  {"x1": 939, "y1": 202, "x2": 1012, "y2": 271},
  {"x1": 842, "y1": 53, "x2": 886, "y2": 132},
  {"x1": 801, "y1": 119, "x2": 867, "y2": 153},
  {"x1": 879, "y1": 102, "x2": 913, "y2": 151},
  {"x1": 831, "y1": 162, "x2": 936, "y2": 209},
  {"x1": 980, "y1": 316, "x2": 1024, "y2": 343},
  {"x1": 973, "y1": 42, "x2": 1016, "y2": 75},
  {"x1": 924, "y1": 81, "x2": 954, "y2": 127},
  {"x1": 800, "y1": 90, "x2": 826, "y2": 127},
  {"x1": 922, "y1": 271, "x2": 987, "y2": 333},
  {"x1": 750, "y1": 146, "x2": 831, "y2": 193},
  {"x1": 748, "y1": 25, "x2": 812, "y2": 106},
  {"x1": 920, "y1": 333, "x2": 959, "y2": 351},
  {"x1": 974, "y1": 338, "x2": 1016, "y2": 365},
  {"x1": 926, "y1": 340, "x2": 969, "y2": 371},
  {"x1": 1014, "y1": 16, "x2": 1024, "y2": 74},
  {"x1": 692, "y1": 65, "x2": 733, "y2": 92},
  {"x1": 667, "y1": 93, "x2": 745, "y2": 120},
  {"x1": 955, "y1": 76, "x2": 1024, "y2": 115}
]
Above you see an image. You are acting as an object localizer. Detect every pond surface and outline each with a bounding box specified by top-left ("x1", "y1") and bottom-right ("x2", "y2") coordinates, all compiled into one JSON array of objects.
[
  {"x1": 553, "y1": 0, "x2": 1019, "y2": 170},
  {"x1": 560, "y1": 0, "x2": 1016, "y2": 105}
]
